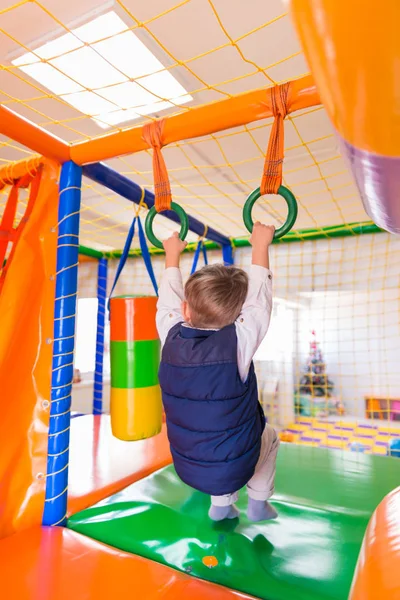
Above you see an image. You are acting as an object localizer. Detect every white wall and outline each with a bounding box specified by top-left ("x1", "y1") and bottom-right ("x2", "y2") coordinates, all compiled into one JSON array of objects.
[
  {"x1": 72, "y1": 379, "x2": 110, "y2": 414},
  {"x1": 292, "y1": 232, "x2": 400, "y2": 417},
  {"x1": 299, "y1": 289, "x2": 400, "y2": 416},
  {"x1": 255, "y1": 299, "x2": 297, "y2": 427}
]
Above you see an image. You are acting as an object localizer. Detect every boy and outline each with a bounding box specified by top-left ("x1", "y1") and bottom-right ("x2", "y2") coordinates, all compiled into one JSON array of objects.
[{"x1": 156, "y1": 222, "x2": 279, "y2": 522}]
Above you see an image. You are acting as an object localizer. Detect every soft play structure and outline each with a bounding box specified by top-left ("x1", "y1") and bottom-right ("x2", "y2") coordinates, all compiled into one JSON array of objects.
[{"x1": 0, "y1": 1, "x2": 400, "y2": 600}]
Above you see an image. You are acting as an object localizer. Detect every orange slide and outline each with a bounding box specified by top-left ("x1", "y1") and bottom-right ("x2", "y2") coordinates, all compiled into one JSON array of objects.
[{"x1": 0, "y1": 159, "x2": 59, "y2": 539}]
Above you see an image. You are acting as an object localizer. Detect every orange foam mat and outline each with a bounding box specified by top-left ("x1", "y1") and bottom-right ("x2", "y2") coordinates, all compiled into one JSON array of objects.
[
  {"x1": 0, "y1": 526, "x2": 256, "y2": 600},
  {"x1": 67, "y1": 415, "x2": 172, "y2": 515}
]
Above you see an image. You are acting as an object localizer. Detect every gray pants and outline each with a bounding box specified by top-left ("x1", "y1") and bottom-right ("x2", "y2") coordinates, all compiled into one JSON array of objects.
[{"x1": 211, "y1": 424, "x2": 280, "y2": 506}]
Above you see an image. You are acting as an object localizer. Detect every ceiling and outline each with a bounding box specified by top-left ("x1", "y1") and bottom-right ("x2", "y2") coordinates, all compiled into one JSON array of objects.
[{"x1": 0, "y1": 0, "x2": 367, "y2": 251}]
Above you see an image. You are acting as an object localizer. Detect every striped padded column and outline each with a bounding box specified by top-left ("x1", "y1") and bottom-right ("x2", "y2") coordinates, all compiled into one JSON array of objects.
[{"x1": 109, "y1": 296, "x2": 162, "y2": 441}]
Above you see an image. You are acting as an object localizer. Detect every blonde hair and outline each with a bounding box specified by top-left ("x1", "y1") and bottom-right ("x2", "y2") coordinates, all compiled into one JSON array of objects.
[{"x1": 185, "y1": 264, "x2": 248, "y2": 329}]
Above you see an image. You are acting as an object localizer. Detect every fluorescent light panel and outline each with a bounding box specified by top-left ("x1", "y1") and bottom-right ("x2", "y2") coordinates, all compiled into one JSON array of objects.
[{"x1": 13, "y1": 12, "x2": 192, "y2": 128}]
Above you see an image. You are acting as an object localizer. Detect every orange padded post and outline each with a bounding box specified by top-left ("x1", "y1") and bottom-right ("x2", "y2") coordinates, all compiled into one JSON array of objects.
[{"x1": 349, "y1": 487, "x2": 400, "y2": 600}]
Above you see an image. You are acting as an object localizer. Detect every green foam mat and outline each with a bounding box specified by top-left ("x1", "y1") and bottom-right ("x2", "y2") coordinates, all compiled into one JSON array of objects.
[
  {"x1": 68, "y1": 444, "x2": 400, "y2": 600},
  {"x1": 110, "y1": 339, "x2": 160, "y2": 388}
]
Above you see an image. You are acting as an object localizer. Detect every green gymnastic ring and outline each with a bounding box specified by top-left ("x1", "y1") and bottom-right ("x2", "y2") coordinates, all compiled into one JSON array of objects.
[
  {"x1": 243, "y1": 185, "x2": 298, "y2": 239},
  {"x1": 145, "y1": 202, "x2": 189, "y2": 249}
]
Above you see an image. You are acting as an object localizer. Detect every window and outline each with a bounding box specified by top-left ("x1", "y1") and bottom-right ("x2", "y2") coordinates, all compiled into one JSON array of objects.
[
  {"x1": 74, "y1": 298, "x2": 110, "y2": 376},
  {"x1": 254, "y1": 302, "x2": 293, "y2": 361}
]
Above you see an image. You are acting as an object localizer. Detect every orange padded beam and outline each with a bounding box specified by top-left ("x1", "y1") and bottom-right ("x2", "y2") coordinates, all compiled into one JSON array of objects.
[
  {"x1": 0, "y1": 76, "x2": 319, "y2": 165},
  {"x1": 0, "y1": 105, "x2": 70, "y2": 163},
  {"x1": 71, "y1": 75, "x2": 319, "y2": 165}
]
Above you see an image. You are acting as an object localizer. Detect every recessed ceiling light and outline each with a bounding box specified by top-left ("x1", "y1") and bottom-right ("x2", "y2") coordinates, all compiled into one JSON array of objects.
[{"x1": 12, "y1": 11, "x2": 192, "y2": 128}]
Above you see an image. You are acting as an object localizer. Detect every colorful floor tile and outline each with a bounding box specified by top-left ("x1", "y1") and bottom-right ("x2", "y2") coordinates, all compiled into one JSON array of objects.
[{"x1": 280, "y1": 418, "x2": 400, "y2": 456}]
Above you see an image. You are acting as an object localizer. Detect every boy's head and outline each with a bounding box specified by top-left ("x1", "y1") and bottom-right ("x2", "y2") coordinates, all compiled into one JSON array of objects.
[{"x1": 183, "y1": 264, "x2": 248, "y2": 329}]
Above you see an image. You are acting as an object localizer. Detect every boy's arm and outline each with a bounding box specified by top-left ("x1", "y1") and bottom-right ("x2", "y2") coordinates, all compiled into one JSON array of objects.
[
  {"x1": 236, "y1": 223, "x2": 275, "y2": 381},
  {"x1": 156, "y1": 232, "x2": 187, "y2": 346}
]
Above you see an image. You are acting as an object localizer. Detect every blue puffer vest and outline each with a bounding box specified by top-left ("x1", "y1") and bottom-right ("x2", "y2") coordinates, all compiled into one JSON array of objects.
[{"x1": 159, "y1": 322, "x2": 265, "y2": 496}]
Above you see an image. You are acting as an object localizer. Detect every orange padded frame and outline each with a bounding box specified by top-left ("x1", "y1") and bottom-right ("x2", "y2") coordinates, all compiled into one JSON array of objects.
[
  {"x1": 71, "y1": 75, "x2": 319, "y2": 164},
  {"x1": 0, "y1": 105, "x2": 70, "y2": 163},
  {"x1": 0, "y1": 75, "x2": 319, "y2": 166}
]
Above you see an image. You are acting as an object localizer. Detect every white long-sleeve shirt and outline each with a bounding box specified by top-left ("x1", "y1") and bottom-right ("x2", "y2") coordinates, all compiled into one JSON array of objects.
[{"x1": 156, "y1": 265, "x2": 273, "y2": 382}]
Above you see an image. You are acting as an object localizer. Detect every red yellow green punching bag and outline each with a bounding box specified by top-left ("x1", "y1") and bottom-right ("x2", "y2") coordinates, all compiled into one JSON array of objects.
[{"x1": 109, "y1": 296, "x2": 162, "y2": 441}]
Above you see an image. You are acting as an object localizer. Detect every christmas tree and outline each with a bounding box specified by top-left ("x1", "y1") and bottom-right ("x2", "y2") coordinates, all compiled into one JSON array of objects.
[{"x1": 298, "y1": 330, "x2": 334, "y2": 398}]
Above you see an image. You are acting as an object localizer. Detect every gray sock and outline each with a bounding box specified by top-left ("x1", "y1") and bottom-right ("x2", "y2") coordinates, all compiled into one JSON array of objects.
[
  {"x1": 247, "y1": 498, "x2": 278, "y2": 522},
  {"x1": 209, "y1": 504, "x2": 240, "y2": 521}
]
